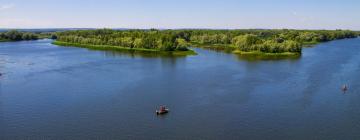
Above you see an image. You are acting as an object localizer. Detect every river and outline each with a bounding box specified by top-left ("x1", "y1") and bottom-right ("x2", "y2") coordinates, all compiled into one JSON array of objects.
[{"x1": 0, "y1": 38, "x2": 360, "y2": 140}]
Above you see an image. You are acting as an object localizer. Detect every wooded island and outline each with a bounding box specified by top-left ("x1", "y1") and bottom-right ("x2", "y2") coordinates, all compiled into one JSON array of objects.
[{"x1": 53, "y1": 29, "x2": 359, "y2": 55}]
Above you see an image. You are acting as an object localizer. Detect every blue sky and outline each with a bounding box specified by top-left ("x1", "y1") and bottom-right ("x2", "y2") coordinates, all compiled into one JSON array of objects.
[{"x1": 0, "y1": 0, "x2": 359, "y2": 29}]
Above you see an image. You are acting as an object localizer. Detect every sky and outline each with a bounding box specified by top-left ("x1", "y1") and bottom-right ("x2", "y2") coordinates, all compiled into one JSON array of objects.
[{"x1": 0, "y1": 0, "x2": 359, "y2": 30}]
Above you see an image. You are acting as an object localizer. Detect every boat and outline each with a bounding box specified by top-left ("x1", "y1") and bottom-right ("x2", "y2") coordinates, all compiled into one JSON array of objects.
[
  {"x1": 156, "y1": 106, "x2": 169, "y2": 115},
  {"x1": 342, "y1": 84, "x2": 348, "y2": 92}
]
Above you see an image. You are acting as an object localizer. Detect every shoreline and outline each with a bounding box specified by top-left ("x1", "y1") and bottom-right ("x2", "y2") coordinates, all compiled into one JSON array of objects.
[
  {"x1": 192, "y1": 43, "x2": 301, "y2": 56},
  {"x1": 233, "y1": 50, "x2": 301, "y2": 56},
  {"x1": 0, "y1": 39, "x2": 11, "y2": 42},
  {"x1": 52, "y1": 41, "x2": 197, "y2": 56}
]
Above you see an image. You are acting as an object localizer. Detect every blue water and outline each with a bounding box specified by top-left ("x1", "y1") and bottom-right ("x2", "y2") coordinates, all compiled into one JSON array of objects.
[{"x1": 1, "y1": 38, "x2": 360, "y2": 140}]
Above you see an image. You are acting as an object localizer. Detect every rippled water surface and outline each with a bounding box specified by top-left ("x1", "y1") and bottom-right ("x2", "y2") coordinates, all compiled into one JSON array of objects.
[{"x1": 1, "y1": 39, "x2": 360, "y2": 140}]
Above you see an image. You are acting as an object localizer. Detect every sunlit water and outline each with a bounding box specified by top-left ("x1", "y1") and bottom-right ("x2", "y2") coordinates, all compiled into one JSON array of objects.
[{"x1": 1, "y1": 39, "x2": 360, "y2": 140}]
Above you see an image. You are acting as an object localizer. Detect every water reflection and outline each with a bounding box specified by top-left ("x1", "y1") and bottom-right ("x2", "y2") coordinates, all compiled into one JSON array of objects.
[
  {"x1": 101, "y1": 49, "x2": 188, "y2": 69},
  {"x1": 160, "y1": 57, "x2": 186, "y2": 70},
  {"x1": 102, "y1": 50, "x2": 188, "y2": 58}
]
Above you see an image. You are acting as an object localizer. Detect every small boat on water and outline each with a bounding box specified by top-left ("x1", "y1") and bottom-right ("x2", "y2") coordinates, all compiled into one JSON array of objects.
[
  {"x1": 342, "y1": 84, "x2": 348, "y2": 92},
  {"x1": 156, "y1": 106, "x2": 169, "y2": 115}
]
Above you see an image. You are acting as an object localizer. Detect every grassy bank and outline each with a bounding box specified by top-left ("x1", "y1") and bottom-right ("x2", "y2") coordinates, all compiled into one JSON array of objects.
[
  {"x1": 0, "y1": 39, "x2": 11, "y2": 42},
  {"x1": 192, "y1": 43, "x2": 300, "y2": 56},
  {"x1": 52, "y1": 41, "x2": 197, "y2": 56},
  {"x1": 233, "y1": 50, "x2": 300, "y2": 56},
  {"x1": 233, "y1": 50, "x2": 301, "y2": 61}
]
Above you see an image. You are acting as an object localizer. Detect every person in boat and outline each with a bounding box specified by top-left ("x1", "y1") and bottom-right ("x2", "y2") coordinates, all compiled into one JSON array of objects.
[
  {"x1": 342, "y1": 84, "x2": 348, "y2": 92},
  {"x1": 157, "y1": 105, "x2": 169, "y2": 115},
  {"x1": 160, "y1": 106, "x2": 166, "y2": 112}
]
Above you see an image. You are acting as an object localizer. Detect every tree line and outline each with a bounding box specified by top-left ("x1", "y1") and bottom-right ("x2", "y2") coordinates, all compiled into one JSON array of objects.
[
  {"x1": 189, "y1": 29, "x2": 358, "y2": 53},
  {"x1": 55, "y1": 29, "x2": 190, "y2": 51},
  {"x1": 54, "y1": 29, "x2": 359, "y2": 53},
  {"x1": 0, "y1": 30, "x2": 39, "y2": 41}
]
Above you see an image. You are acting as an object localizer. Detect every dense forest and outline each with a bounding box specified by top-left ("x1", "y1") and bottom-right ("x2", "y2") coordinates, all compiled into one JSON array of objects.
[
  {"x1": 189, "y1": 29, "x2": 358, "y2": 54},
  {"x1": 54, "y1": 29, "x2": 359, "y2": 54},
  {"x1": 55, "y1": 29, "x2": 190, "y2": 52},
  {"x1": 0, "y1": 30, "x2": 40, "y2": 42}
]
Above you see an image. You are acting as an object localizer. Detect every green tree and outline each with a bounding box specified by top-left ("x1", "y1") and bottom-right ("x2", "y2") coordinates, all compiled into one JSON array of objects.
[
  {"x1": 232, "y1": 34, "x2": 262, "y2": 51},
  {"x1": 5, "y1": 30, "x2": 23, "y2": 41},
  {"x1": 175, "y1": 38, "x2": 189, "y2": 51}
]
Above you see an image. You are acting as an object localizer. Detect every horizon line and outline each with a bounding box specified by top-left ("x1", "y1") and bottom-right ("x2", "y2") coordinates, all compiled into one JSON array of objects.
[{"x1": 0, "y1": 27, "x2": 359, "y2": 31}]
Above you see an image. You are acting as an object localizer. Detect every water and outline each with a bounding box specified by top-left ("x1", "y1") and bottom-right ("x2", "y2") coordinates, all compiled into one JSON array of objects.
[{"x1": 1, "y1": 38, "x2": 360, "y2": 140}]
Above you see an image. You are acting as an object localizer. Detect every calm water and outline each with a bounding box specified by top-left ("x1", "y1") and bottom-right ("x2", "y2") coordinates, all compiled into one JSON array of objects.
[{"x1": 1, "y1": 39, "x2": 360, "y2": 140}]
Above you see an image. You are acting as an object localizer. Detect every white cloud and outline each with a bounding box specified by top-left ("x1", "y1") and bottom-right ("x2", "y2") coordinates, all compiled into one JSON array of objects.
[{"x1": 0, "y1": 4, "x2": 14, "y2": 10}]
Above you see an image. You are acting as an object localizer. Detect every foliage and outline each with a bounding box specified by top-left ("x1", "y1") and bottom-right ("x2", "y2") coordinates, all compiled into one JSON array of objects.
[
  {"x1": 175, "y1": 38, "x2": 189, "y2": 51},
  {"x1": 55, "y1": 29, "x2": 190, "y2": 52},
  {"x1": 55, "y1": 29, "x2": 359, "y2": 53},
  {"x1": 232, "y1": 34, "x2": 263, "y2": 51},
  {"x1": 189, "y1": 29, "x2": 358, "y2": 53},
  {"x1": 0, "y1": 30, "x2": 39, "y2": 41}
]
